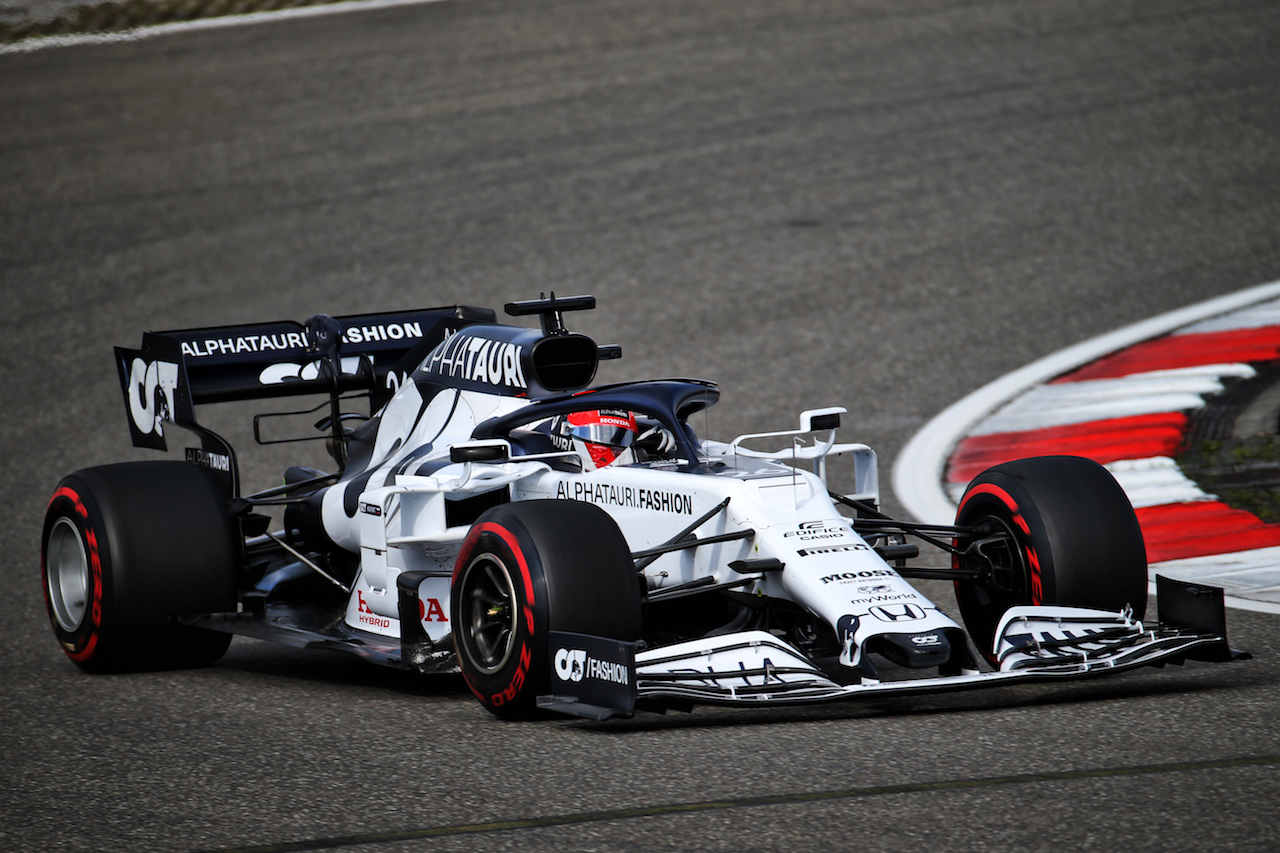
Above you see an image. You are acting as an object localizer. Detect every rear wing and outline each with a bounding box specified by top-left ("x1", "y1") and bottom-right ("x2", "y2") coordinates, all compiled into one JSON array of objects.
[{"x1": 113, "y1": 305, "x2": 495, "y2": 492}]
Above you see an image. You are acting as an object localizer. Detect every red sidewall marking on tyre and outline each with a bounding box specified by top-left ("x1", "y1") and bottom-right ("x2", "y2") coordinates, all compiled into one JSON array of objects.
[
  {"x1": 957, "y1": 484, "x2": 1029, "y2": 536},
  {"x1": 47, "y1": 486, "x2": 103, "y2": 661},
  {"x1": 956, "y1": 484, "x2": 1040, "y2": 604},
  {"x1": 1026, "y1": 546, "x2": 1043, "y2": 605},
  {"x1": 453, "y1": 521, "x2": 537, "y2": 706}
]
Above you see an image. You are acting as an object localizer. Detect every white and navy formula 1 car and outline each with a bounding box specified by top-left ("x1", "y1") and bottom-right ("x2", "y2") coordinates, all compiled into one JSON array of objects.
[{"x1": 41, "y1": 295, "x2": 1246, "y2": 720}]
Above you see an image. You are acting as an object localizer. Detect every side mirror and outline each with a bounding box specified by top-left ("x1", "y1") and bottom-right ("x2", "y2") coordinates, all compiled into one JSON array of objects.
[
  {"x1": 450, "y1": 441, "x2": 511, "y2": 464},
  {"x1": 800, "y1": 407, "x2": 845, "y2": 432}
]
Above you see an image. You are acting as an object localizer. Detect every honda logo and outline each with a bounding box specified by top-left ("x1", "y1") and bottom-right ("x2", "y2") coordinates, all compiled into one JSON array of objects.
[{"x1": 869, "y1": 603, "x2": 926, "y2": 622}]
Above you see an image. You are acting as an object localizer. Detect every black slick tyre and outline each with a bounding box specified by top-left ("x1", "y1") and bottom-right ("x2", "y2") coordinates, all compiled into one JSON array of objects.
[
  {"x1": 953, "y1": 455, "x2": 1148, "y2": 664},
  {"x1": 41, "y1": 461, "x2": 238, "y2": 672},
  {"x1": 451, "y1": 500, "x2": 642, "y2": 720}
]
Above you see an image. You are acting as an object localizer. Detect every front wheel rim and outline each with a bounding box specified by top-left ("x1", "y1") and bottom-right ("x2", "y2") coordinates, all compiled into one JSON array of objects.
[
  {"x1": 47, "y1": 517, "x2": 90, "y2": 632},
  {"x1": 458, "y1": 555, "x2": 518, "y2": 676},
  {"x1": 968, "y1": 513, "x2": 1028, "y2": 598}
]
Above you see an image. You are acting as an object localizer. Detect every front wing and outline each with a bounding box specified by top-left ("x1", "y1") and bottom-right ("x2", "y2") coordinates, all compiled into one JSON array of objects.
[{"x1": 538, "y1": 575, "x2": 1246, "y2": 720}]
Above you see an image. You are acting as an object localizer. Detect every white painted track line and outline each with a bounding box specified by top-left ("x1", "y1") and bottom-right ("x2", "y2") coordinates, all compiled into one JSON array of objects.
[
  {"x1": 0, "y1": 0, "x2": 453, "y2": 54},
  {"x1": 894, "y1": 280, "x2": 1280, "y2": 526}
]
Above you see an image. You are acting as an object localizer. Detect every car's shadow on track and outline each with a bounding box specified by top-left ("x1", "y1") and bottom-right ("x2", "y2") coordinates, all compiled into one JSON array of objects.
[{"x1": 209, "y1": 638, "x2": 474, "y2": 699}]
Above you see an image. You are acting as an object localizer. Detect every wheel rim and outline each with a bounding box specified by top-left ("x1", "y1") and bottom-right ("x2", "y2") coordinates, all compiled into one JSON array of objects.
[
  {"x1": 458, "y1": 554, "x2": 518, "y2": 675},
  {"x1": 956, "y1": 510, "x2": 1031, "y2": 660},
  {"x1": 47, "y1": 517, "x2": 90, "y2": 632},
  {"x1": 969, "y1": 513, "x2": 1028, "y2": 600}
]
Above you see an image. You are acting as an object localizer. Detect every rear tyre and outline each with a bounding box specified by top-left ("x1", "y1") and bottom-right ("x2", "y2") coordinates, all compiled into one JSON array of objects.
[
  {"x1": 41, "y1": 462, "x2": 238, "y2": 672},
  {"x1": 451, "y1": 500, "x2": 642, "y2": 720},
  {"x1": 953, "y1": 455, "x2": 1147, "y2": 664}
]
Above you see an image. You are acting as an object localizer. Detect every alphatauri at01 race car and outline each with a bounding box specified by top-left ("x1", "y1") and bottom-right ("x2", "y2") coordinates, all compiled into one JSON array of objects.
[{"x1": 42, "y1": 295, "x2": 1246, "y2": 720}]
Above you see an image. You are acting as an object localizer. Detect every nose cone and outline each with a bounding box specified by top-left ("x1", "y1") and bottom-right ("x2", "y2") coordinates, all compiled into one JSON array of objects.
[{"x1": 868, "y1": 630, "x2": 953, "y2": 669}]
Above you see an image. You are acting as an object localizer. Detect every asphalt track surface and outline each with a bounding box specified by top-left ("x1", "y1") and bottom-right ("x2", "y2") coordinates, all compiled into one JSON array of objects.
[{"x1": 4, "y1": 1, "x2": 1280, "y2": 850}]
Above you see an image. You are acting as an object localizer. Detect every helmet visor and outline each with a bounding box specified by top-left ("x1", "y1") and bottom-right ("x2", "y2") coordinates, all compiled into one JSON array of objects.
[
  {"x1": 568, "y1": 423, "x2": 636, "y2": 448},
  {"x1": 565, "y1": 410, "x2": 638, "y2": 449}
]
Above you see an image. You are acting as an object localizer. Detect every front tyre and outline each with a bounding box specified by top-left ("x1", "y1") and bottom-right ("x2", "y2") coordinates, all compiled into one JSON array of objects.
[
  {"x1": 41, "y1": 462, "x2": 238, "y2": 672},
  {"x1": 452, "y1": 500, "x2": 642, "y2": 720},
  {"x1": 953, "y1": 455, "x2": 1148, "y2": 664}
]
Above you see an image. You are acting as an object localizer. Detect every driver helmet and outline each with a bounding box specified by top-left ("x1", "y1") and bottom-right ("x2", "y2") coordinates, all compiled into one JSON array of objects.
[{"x1": 559, "y1": 409, "x2": 639, "y2": 470}]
